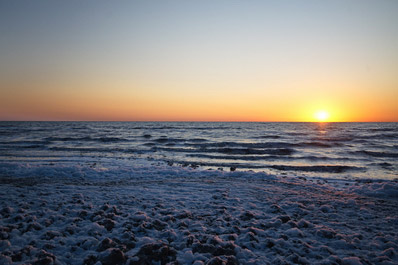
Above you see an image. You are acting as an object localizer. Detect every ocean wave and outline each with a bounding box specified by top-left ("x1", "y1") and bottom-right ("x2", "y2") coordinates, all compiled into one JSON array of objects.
[
  {"x1": 184, "y1": 140, "x2": 345, "y2": 149},
  {"x1": 215, "y1": 147, "x2": 295, "y2": 155},
  {"x1": 375, "y1": 133, "x2": 398, "y2": 139},
  {"x1": 352, "y1": 150, "x2": 398, "y2": 158},
  {"x1": 0, "y1": 144, "x2": 45, "y2": 149},
  {"x1": 189, "y1": 138, "x2": 208, "y2": 142},
  {"x1": 45, "y1": 136, "x2": 127, "y2": 143},
  {"x1": 135, "y1": 126, "x2": 233, "y2": 130},
  {"x1": 187, "y1": 154, "x2": 283, "y2": 160},
  {"x1": 185, "y1": 141, "x2": 295, "y2": 149},
  {"x1": 49, "y1": 147, "x2": 124, "y2": 153},
  {"x1": 296, "y1": 141, "x2": 344, "y2": 148},
  {"x1": 152, "y1": 146, "x2": 295, "y2": 156},
  {"x1": 0, "y1": 140, "x2": 48, "y2": 145},
  {"x1": 355, "y1": 133, "x2": 398, "y2": 140},
  {"x1": 97, "y1": 136, "x2": 127, "y2": 143},
  {"x1": 369, "y1": 162, "x2": 394, "y2": 170},
  {"x1": 187, "y1": 154, "x2": 359, "y2": 162},
  {"x1": 154, "y1": 137, "x2": 184, "y2": 143},
  {"x1": 369, "y1": 128, "x2": 396, "y2": 132},
  {"x1": 0, "y1": 129, "x2": 33, "y2": 135},
  {"x1": 286, "y1": 132, "x2": 308, "y2": 136},
  {"x1": 254, "y1": 135, "x2": 282, "y2": 139},
  {"x1": 165, "y1": 160, "x2": 365, "y2": 173},
  {"x1": 1, "y1": 122, "x2": 397, "y2": 179},
  {"x1": 310, "y1": 136, "x2": 354, "y2": 142},
  {"x1": 268, "y1": 165, "x2": 365, "y2": 173},
  {"x1": 20, "y1": 144, "x2": 44, "y2": 149}
]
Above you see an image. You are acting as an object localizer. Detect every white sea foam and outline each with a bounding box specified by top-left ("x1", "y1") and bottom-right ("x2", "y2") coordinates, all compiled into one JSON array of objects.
[{"x1": 1, "y1": 161, "x2": 397, "y2": 264}]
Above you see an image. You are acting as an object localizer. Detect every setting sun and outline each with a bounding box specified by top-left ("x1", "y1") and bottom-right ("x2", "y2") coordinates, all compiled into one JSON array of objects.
[{"x1": 314, "y1": 110, "x2": 330, "y2": 122}]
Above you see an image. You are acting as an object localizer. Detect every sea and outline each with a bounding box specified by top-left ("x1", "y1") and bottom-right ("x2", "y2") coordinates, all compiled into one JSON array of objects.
[{"x1": 0, "y1": 122, "x2": 397, "y2": 180}]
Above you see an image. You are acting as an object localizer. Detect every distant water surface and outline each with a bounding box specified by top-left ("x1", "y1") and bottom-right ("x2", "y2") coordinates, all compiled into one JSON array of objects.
[{"x1": 0, "y1": 122, "x2": 397, "y2": 179}]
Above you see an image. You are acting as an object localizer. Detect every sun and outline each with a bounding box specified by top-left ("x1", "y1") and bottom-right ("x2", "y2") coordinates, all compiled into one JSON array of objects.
[{"x1": 314, "y1": 110, "x2": 330, "y2": 122}]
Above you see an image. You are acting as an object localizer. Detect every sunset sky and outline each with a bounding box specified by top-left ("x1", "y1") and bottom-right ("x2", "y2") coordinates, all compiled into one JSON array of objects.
[{"x1": 0, "y1": 0, "x2": 397, "y2": 122}]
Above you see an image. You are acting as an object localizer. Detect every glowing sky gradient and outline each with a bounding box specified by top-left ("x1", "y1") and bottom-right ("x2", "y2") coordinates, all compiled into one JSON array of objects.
[{"x1": 0, "y1": 0, "x2": 397, "y2": 121}]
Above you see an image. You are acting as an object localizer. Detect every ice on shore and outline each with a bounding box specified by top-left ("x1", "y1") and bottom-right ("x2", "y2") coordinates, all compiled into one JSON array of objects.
[{"x1": 0, "y1": 161, "x2": 397, "y2": 264}]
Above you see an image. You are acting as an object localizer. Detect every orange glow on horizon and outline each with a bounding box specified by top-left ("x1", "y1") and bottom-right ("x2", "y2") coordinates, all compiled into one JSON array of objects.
[{"x1": 0, "y1": 74, "x2": 397, "y2": 122}]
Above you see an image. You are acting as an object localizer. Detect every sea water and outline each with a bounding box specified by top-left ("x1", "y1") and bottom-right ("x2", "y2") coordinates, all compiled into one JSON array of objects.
[{"x1": 0, "y1": 122, "x2": 397, "y2": 179}]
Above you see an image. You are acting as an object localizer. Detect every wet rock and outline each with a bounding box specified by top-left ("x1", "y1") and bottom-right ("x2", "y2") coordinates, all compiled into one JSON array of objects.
[
  {"x1": 81, "y1": 237, "x2": 100, "y2": 250},
  {"x1": 0, "y1": 207, "x2": 13, "y2": 217},
  {"x1": 242, "y1": 232, "x2": 259, "y2": 243},
  {"x1": 83, "y1": 254, "x2": 97, "y2": 265},
  {"x1": 100, "y1": 218, "x2": 116, "y2": 231},
  {"x1": 341, "y1": 256, "x2": 363, "y2": 265},
  {"x1": 33, "y1": 256, "x2": 54, "y2": 265},
  {"x1": 175, "y1": 210, "x2": 191, "y2": 219},
  {"x1": 32, "y1": 250, "x2": 56, "y2": 265},
  {"x1": 185, "y1": 235, "x2": 195, "y2": 247},
  {"x1": 121, "y1": 231, "x2": 136, "y2": 240},
  {"x1": 278, "y1": 215, "x2": 291, "y2": 223},
  {"x1": 225, "y1": 256, "x2": 239, "y2": 265},
  {"x1": 270, "y1": 204, "x2": 284, "y2": 214},
  {"x1": 213, "y1": 243, "x2": 236, "y2": 256},
  {"x1": 190, "y1": 164, "x2": 199, "y2": 169},
  {"x1": 320, "y1": 205, "x2": 333, "y2": 213},
  {"x1": 100, "y1": 248, "x2": 126, "y2": 265},
  {"x1": 0, "y1": 240, "x2": 11, "y2": 250},
  {"x1": 192, "y1": 243, "x2": 216, "y2": 254},
  {"x1": 64, "y1": 225, "x2": 77, "y2": 235},
  {"x1": 240, "y1": 211, "x2": 255, "y2": 221},
  {"x1": 0, "y1": 254, "x2": 12, "y2": 265},
  {"x1": 285, "y1": 228, "x2": 304, "y2": 238},
  {"x1": 91, "y1": 210, "x2": 105, "y2": 221},
  {"x1": 288, "y1": 253, "x2": 309, "y2": 265},
  {"x1": 44, "y1": 243, "x2": 56, "y2": 250},
  {"x1": 266, "y1": 239, "x2": 275, "y2": 248},
  {"x1": 0, "y1": 226, "x2": 10, "y2": 240},
  {"x1": 287, "y1": 220, "x2": 297, "y2": 227},
  {"x1": 26, "y1": 222, "x2": 43, "y2": 232},
  {"x1": 204, "y1": 255, "x2": 238, "y2": 265},
  {"x1": 121, "y1": 232, "x2": 136, "y2": 250},
  {"x1": 206, "y1": 256, "x2": 223, "y2": 265},
  {"x1": 381, "y1": 247, "x2": 396, "y2": 258},
  {"x1": 11, "y1": 252, "x2": 23, "y2": 262},
  {"x1": 43, "y1": 219, "x2": 53, "y2": 227},
  {"x1": 13, "y1": 214, "x2": 23, "y2": 221},
  {"x1": 152, "y1": 219, "x2": 167, "y2": 230},
  {"x1": 101, "y1": 204, "x2": 110, "y2": 211},
  {"x1": 97, "y1": 238, "x2": 116, "y2": 252},
  {"x1": 79, "y1": 210, "x2": 88, "y2": 218},
  {"x1": 41, "y1": 230, "x2": 62, "y2": 240},
  {"x1": 297, "y1": 219, "x2": 310, "y2": 228},
  {"x1": 316, "y1": 228, "x2": 336, "y2": 239},
  {"x1": 131, "y1": 242, "x2": 177, "y2": 265}
]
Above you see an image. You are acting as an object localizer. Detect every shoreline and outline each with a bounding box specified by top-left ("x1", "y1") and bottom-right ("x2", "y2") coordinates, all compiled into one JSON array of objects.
[{"x1": 1, "y1": 162, "x2": 398, "y2": 264}]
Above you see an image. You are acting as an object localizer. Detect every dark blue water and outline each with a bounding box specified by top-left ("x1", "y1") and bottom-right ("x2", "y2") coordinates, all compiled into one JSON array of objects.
[{"x1": 0, "y1": 122, "x2": 397, "y2": 179}]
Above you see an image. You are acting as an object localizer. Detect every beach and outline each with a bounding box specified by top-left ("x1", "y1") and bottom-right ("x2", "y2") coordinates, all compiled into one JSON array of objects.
[
  {"x1": 1, "y1": 161, "x2": 397, "y2": 264},
  {"x1": 1, "y1": 0, "x2": 398, "y2": 263}
]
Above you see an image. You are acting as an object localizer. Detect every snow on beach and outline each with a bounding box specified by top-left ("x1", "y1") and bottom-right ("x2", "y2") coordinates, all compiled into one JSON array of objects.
[{"x1": 0, "y1": 161, "x2": 398, "y2": 265}]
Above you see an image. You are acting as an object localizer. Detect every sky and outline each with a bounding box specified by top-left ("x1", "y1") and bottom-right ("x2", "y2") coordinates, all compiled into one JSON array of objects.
[{"x1": 0, "y1": 0, "x2": 397, "y2": 122}]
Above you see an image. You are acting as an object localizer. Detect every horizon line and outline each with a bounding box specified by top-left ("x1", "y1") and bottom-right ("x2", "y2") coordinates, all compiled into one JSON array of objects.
[{"x1": 0, "y1": 120, "x2": 397, "y2": 123}]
